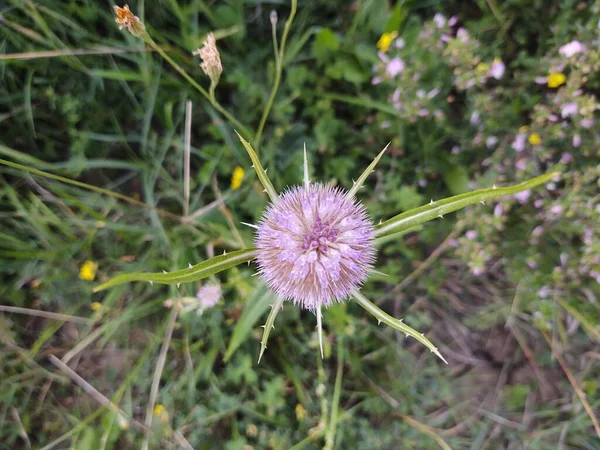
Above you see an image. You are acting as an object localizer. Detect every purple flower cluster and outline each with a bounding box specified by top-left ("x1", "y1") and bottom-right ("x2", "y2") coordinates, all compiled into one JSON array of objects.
[{"x1": 255, "y1": 184, "x2": 376, "y2": 310}]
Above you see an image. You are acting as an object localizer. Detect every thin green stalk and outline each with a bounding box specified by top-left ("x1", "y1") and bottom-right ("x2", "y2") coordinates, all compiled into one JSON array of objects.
[
  {"x1": 143, "y1": 37, "x2": 253, "y2": 140},
  {"x1": 324, "y1": 338, "x2": 344, "y2": 450},
  {"x1": 254, "y1": 0, "x2": 298, "y2": 148}
]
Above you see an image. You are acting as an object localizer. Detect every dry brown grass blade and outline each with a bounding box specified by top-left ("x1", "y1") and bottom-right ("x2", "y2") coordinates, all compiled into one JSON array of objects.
[{"x1": 542, "y1": 330, "x2": 600, "y2": 437}]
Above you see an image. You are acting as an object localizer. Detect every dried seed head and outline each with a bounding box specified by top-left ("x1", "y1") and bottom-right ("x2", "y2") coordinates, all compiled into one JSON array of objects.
[
  {"x1": 193, "y1": 33, "x2": 222, "y2": 86},
  {"x1": 255, "y1": 183, "x2": 376, "y2": 310},
  {"x1": 113, "y1": 5, "x2": 146, "y2": 38}
]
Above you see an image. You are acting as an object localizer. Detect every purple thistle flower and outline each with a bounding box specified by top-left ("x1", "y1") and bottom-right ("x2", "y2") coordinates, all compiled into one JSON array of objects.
[{"x1": 255, "y1": 183, "x2": 376, "y2": 311}]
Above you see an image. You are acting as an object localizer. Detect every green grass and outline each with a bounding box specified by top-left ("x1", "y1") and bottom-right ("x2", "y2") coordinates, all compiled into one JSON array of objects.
[{"x1": 1, "y1": 0, "x2": 599, "y2": 449}]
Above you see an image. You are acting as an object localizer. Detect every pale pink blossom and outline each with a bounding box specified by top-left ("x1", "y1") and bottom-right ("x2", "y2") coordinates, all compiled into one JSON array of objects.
[
  {"x1": 572, "y1": 135, "x2": 581, "y2": 148},
  {"x1": 581, "y1": 118, "x2": 594, "y2": 129},
  {"x1": 560, "y1": 152, "x2": 573, "y2": 163},
  {"x1": 486, "y1": 136, "x2": 498, "y2": 148},
  {"x1": 466, "y1": 230, "x2": 477, "y2": 240},
  {"x1": 512, "y1": 133, "x2": 526, "y2": 152},
  {"x1": 559, "y1": 40, "x2": 585, "y2": 57},
  {"x1": 560, "y1": 102, "x2": 578, "y2": 118},
  {"x1": 514, "y1": 189, "x2": 531, "y2": 204},
  {"x1": 489, "y1": 59, "x2": 505, "y2": 80},
  {"x1": 470, "y1": 111, "x2": 480, "y2": 125},
  {"x1": 196, "y1": 283, "x2": 221, "y2": 309},
  {"x1": 386, "y1": 57, "x2": 405, "y2": 77},
  {"x1": 433, "y1": 13, "x2": 446, "y2": 29},
  {"x1": 448, "y1": 16, "x2": 458, "y2": 27}
]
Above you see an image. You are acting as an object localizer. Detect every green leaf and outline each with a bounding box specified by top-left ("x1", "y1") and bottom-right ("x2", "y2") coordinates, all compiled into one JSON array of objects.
[
  {"x1": 352, "y1": 289, "x2": 447, "y2": 364},
  {"x1": 441, "y1": 162, "x2": 469, "y2": 195},
  {"x1": 223, "y1": 284, "x2": 276, "y2": 362},
  {"x1": 312, "y1": 28, "x2": 340, "y2": 62},
  {"x1": 93, "y1": 248, "x2": 256, "y2": 292},
  {"x1": 235, "y1": 131, "x2": 279, "y2": 204},
  {"x1": 375, "y1": 172, "x2": 559, "y2": 238}
]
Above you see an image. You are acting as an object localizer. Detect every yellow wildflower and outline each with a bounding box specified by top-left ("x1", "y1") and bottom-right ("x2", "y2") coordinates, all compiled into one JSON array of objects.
[
  {"x1": 113, "y1": 5, "x2": 146, "y2": 38},
  {"x1": 476, "y1": 62, "x2": 489, "y2": 73},
  {"x1": 295, "y1": 403, "x2": 307, "y2": 421},
  {"x1": 153, "y1": 404, "x2": 165, "y2": 416},
  {"x1": 377, "y1": 31, "x2": 398, "y2": 52},
  {"x1": 528, "y1": 132, "x2": 542, "y2": 146},
  {"x1": 547, "y1": 72, "x2": 566, "y2": 88},
  {"x1": 79, "y1": 260, "x2": 98, "y2": 281},
  {"x1": 231, "y1": 166, "x2": 244, "y2": 190},
  {"x1": 153, "y1": 404, "x2": 169, "y2": 423},
  {"x1": 90, "y1": 302, "x2": 103, "y2": 311}
]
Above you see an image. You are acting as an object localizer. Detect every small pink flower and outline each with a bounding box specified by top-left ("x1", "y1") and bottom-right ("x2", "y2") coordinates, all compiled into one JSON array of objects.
[
  {"x1": 572, "y1": 135, "x2": 581, "y2": 148},
  {"x1": 534, "y1": 199, "x2": 543, "y2": 208},
  {"x1": 395, "y1": 38, "x2": 405, "y2": 49},
  {"x1": 377, "y1": 51, "x2": 389, "y2": 63},
  {"x1": 515, "y1": 159, "x2": 528, "y2": 170},
  {"x1": 550, "y1": 205, "x2": 563, "y2": 215},
  {"x1": 451, "y1": 145, "x2": 461, "y2": 155},
  {"x1": 418, "y1": 108, "x2": 429, "y2": 117},
  {"x1": 380, "y1": 120, "x2": 392, "y2": 129},
  {"x1": 535, "y1": 76, "x2": 548, "y2": 84},
  {"x1": 486, "y1": 136, "x2": 498, "y2": 148},
  {"x1": 433, "y1": 13, "x2": 446, "y2": 29},
  {"x1": 512, "y1": 133, "x2": 526, "y2": 152},
  {"x1": 560, "y1": 152, "x2": 573, "y2": 163},
  {"x1": 196, "y1": 283, "x2": 221, "y2": 309},
  {"x1": 386, "y1": 57, "x2": 405, "y2": 77},
  {"x1": 456, "y1": 28, "x2": 469, "y2": 42},
  {"x1": 538, "y1": 285, "x2": 551, "y2": 298},
  {"x1": 494, "y1": 203, "x2": 503, "y2": 217},
  {"x1": 465, "y1": 230, "x2": 477, "y2": 240},
  {"x1": 581, "y1": 118, "x2": 594, "y2": 129},
  {"x1": 371, "y1": 76, "x2": 382, "y2": 85},
  {"x1": 489, "y1": 59, "x2": 505, "y2": 80},
  {"x1": 469, "y1": 111, "x2": 480, "y2": 125},
  {"x1": 532, "y1": 225, "x2": 544, "y2": 237},
  {"x1": 559, "y1": 40, "x2": 585, "y2": 58},
  {"x1": 448, "y1": 16, "x2": 458, "y2": 27},
  {"x1": 392, "y1": 88, "x2": 401, "y2": 103},
  {"x1": 514, "y1": 190, "x2": 531, "y2": 204},
  {"x1": 560, "y1": 102, "x2": 578, "y2": 118},
  {"x1": 427, "y1": 88, "x2": 440, "y2": 98}
]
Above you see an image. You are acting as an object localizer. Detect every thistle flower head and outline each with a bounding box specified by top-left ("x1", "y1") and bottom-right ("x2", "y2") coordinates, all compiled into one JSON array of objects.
[
  {"x1": 193, "y1": 33, "x2": 222, "y2": 87},
  {"x1": 113, "y1": 5, "x2": 146, "y2": 38},
  {"x1": 255, "y1": 183, "x2": 376, "y2": 310}
]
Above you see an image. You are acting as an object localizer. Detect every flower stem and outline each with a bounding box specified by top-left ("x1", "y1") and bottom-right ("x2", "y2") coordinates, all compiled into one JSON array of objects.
[
  {"x1": 143, "y1": 36, "x2": 253, "y2": 140},
  {"x1": 254, "y1": 0, "x2": 298, "y2": 149}
]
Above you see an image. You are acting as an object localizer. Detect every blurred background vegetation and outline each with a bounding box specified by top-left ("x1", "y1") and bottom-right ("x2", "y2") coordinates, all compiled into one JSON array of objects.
[{"x1": 1, "y1": 0, "x2": 599, "y2": 449}]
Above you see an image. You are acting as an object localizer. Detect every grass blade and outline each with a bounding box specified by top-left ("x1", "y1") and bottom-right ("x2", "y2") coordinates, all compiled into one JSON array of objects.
[
  {"x1": 93, "y1": 248, "x2": 256, "y2": 292},
  {"x1": 235, "y1": 131, "x2": 279, "y2": 204},
  {"x1": 224, "y1": 284, "x2": 276, "y2": 362},
  {"x1": 352, "y1": 289, "x2": 447, "y2": 364},
  {"x1": 375, "y1": 172, "x2": 558, "y2": 238}
]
